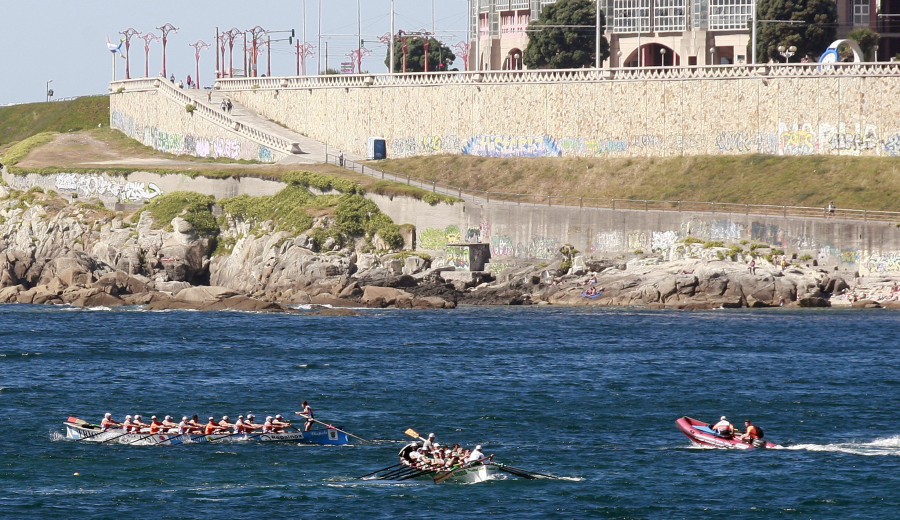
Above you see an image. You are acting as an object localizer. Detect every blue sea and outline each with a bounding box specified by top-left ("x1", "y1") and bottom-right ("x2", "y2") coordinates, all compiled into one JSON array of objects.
[{"x1": 1, "y1": 305, "x2": 898, "y2": 519}]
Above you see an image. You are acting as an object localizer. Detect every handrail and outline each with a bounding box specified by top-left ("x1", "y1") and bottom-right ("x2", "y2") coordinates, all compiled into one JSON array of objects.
[
  {"x1": 327, "y1": 153, "x2": 900, "y2": 224},
  {"x1": 213, "y1": 61, "x2": 900, "y2": 92},
  {"x1": 110, "y1": 78, "x2": 297, "y2": 156}
]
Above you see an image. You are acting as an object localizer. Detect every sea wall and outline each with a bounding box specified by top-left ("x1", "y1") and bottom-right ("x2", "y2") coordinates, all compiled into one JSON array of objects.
[
  {"x1": 109, "y1": 89, "x2": 282, "y2": 163},
  {"x1": 218, "y1": 67, "x2": 900, "y2": 160}
]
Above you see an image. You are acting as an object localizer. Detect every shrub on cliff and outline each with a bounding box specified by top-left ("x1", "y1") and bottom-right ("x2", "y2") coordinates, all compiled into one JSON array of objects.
[
  {"x1": 220, "y1": 185, "x2": 315, "y2": 235},
  {"x1": 283, "y1": 170, "x2": 362, "y2": 194},
  {"x1": 335, "y1": 194, "x2": 403, "y2": 250},
  {"x1": 140, "y1": 191, "x2": 218, "y2": 237}
]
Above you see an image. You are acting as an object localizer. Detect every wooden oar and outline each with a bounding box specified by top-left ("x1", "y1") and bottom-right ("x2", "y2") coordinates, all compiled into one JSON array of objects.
[
  {"x1": 433, "y1": 456, "x2": 493, "y2": 484},
  {"x1": 358, "y1": 463, "x2": 403, "y2": 479},
  {"x1": 491, "y1": 464, "x2": 537, "y2": 480},
  {"x1": 98, "y1": 430, "x2": 134, "y2": 444},
  {"x1": 396, "y1": 468, "x2": 433, "y2": 481},
  {"x1": 380, "y1": 465, "x2": 421, "y2": 480},
  {"x1": 126, "y1": 431, "x2": 160, "y2": 445},
  {"x1": 492, "y1": 462, "x2": 558, "y2": 480},
  {"x1": 294, "y1": 412, "x2": 369, "y2": 443},
  {"x1": 404, "y1": 428, "x2": 427, "y2": 442}
]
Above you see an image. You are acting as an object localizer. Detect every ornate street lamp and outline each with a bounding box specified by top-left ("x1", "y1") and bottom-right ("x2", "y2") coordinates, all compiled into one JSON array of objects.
[{"x1": 778, "y1": 45, "x2": 796, "y2": 63}]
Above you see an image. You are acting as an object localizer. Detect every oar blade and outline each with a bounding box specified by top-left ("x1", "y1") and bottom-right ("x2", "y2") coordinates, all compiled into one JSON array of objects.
[{"x1": 404, "y1": 428, "x2": 420, "y2": 439}]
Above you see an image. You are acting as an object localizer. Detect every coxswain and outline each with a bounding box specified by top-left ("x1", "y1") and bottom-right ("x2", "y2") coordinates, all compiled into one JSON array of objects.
[
  {"x1": 161, "y1": 415, "x2": 179, "y2": 433},
  {"x1": 100, "y1": 413, "x2": 121, "y2": 432},
  {"x1": 711, "y1": 416, "x2": 734, "y2": 437},
  {"x1": 132, "y1": 414, "x2": 149, "y2": 433},
  {"x1": 271, "y1": 414, "x2": 291, "y2": 433},
  {"x1": 296, "y1": 401, "x2": 315, "y2": 431},
  {"x1": 204, "y1": 417, "x2": 221, "y2": 435},
  {"x1": 121, "y1": 415, "x2": 134, "y2": 433},
  {"x1": 148, "y1": 416, "x2": 164, "y2": 434},
  {"x1": 422, "y1": 432, "x2": 436, "y2": 451},
  {"x1": 740, "y1": 419, "x2": 763, "y2": 447},
  {"x1": 218, "y1": 415, "x2": 235, "y2": 431}
]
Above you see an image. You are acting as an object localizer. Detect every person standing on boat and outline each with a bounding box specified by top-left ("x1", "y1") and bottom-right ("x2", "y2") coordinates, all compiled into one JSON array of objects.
[
  {"x1": 711, "y1": 416, "x2": 734, "y2": 437},
  {"x1": 466, "y1": 445, "x2": 493, "y2": 464},
  {"x1": 297, "y1": 401, "x2": 314, "y2": 431},
  {"x1": 422, "y1": 433, "x2": 436, "y2": 452},
  {"x1": 100, "y1": 413, "x2": 120, "y2": 432}
]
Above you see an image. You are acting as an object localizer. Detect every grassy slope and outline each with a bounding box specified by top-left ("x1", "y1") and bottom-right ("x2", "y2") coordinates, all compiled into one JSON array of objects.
[
  {"x1": 372, "y1": 154, "x2": 900, "y2": 212},
  {"x1": 0, "y1": 96, "x2": 109, "y2": 149}
]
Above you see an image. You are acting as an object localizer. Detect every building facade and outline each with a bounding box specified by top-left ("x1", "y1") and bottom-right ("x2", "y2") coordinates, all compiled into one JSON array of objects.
[{"x1": 469, "y1": 0, "x2": 896, "y2": 70}]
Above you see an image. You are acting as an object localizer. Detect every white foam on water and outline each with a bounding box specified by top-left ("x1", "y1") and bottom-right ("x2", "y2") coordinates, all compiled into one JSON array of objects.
[{"x1": 786, "y1": 435, "x2": 900, "y2": 456}]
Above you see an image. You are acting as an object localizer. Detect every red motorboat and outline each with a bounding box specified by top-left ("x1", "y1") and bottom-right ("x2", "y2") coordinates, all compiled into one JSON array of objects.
[{"x1": 675, "y1": 416, "x2": 778, "y2": 449}]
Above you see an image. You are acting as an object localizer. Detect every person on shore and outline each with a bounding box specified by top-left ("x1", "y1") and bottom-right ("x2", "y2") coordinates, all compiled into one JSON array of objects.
[
  {"x1": 711, "y1": 416, "x2": 734, "y2": 437},
  {"x1": 297, "y1": 401, "x2": 314, "y2": 431},
  {"x1": 748, "y1": 258, "x2": 756, "y2": 274},
  {"x1": 827, "y1": 201, "x2": 835, "y2": 217},
  {"x1": 100, "y1": 413, "x2": 120, "y2": 432},
  {"x1": 338, "y1": 150, "x2": 345, "y2": 167},
  {"x1": 781, "y1": 257, "x2": 788, "y2": 272}
]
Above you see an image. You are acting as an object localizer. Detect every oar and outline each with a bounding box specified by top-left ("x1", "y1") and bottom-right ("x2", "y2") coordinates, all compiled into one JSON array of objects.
[
  {"x1": 358, "y1": 463, "x2": 403, "y2": 479},
  {"x1": 126, "y1": 431, "x2": 159, "y2": 445},
  {"x1": 294, "y1": 412, "x2": 369, "y2": 443},
  {"x1": 397, "y1": 468, "x2": 433, "y2": 481},
  {"x1": 404, "y1": 428, "x2": 427, "y2": 442},
  {"x1": 99, "y1": 430, "x2": 134, "y2": 444},
  {"x1": 380, "y1": 465, "x2": 420, "y2": 480},
  {"x1": 491, "y1": 463, "x2": 537, "y2": 480},
  {"x1": 493, "y1": 462, "x2": 559, "y2": 480}
]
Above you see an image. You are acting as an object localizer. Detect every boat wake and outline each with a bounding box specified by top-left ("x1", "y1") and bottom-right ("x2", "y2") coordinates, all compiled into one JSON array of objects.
[{"x1": 785, "y1": 435, "x2": 900, "y2": 456}]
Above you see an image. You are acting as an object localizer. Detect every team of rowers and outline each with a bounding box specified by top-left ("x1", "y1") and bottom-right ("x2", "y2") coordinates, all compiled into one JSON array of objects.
[
  {"x1": 398, "y1": 432, "x2": 492, "y2": 471},
  {"x1": 99, "y1": 411, "x2": 306, "y2": 436}
]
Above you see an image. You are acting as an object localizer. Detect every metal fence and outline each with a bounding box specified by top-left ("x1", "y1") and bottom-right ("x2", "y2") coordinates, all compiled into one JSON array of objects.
[{"x1": 326, "y1": 153, "x2": 900, "y2": 224}]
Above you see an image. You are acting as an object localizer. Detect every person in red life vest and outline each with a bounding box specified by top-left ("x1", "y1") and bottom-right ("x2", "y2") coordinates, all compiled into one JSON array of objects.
[
  {"x1": 100, "y1": 413, "x2": 121, "y2": 432},
  {"x1": 740, "y1": 419, "x2": 764, "y2": 447},
  {"x1": 204, "y1": 417, "x2": 222, "y2": 435},
  {"x1": 711, "y1": 416, "x2": 734, "y2": 437}
]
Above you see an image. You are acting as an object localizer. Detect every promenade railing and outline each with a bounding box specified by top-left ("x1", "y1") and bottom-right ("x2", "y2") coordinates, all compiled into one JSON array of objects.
[{"x1": 327, "y1": 153, "x2": 900, "y2": 224}]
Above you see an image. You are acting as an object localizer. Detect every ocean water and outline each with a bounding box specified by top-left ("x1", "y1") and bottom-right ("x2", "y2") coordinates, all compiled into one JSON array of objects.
[{"x1": 1, "y1": 305, "x2": 898, "y2": 519}]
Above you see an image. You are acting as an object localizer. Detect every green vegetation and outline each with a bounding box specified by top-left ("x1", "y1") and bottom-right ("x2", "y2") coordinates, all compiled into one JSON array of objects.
[
  {"x1": 385, "y1": 35, "x2": 456, "y2": 72},
  {"x1": 755, "y1": 0, "x2": 836, "y2": 63},
  {"x1": 284, "y1": 170, "x2": 362, "y2": 194},
  {"x1": 138, "y1": 191, "x2": 219, "y2": 237},
  {"x1": 1, "y1": 133, "x2": 55, "y2": 166},
  {"x1": 334, "y1": 194, "x2": 403, "y2": 250},
  {"x1": 220, "y1": 185, "x2": 315, "y2": 236},
  {"x1": 370, "y1": 180, "x2": 461, "y2": 205},
  {"x1": 0, "y1": 96, "x2": 109, "y2": 148},
  {"x1": 524, "y1": 0, "x2": 609, "y2": 69}
]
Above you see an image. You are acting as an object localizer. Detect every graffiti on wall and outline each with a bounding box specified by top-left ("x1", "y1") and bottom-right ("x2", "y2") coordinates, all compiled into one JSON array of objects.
[
  {"x1": 715, "y1": 131, "x2": 779, "y2": 154},
  {"x1": 445, "y1": 246, "x2": 470, "y2": 270},
  {"x1": 651, "y1": 231, "x2": 679, "y2": 252},
  {"x1": 860, "y1": 251, "x2": 900, "y2": 275},
  {"x1": 490, "y1": 235, "x2": 514, "y2": 256},
  {"x1": 463, "y1": 135, "x2": 562, "y2": 157},
  {"x1": 778, "y1": 123, "x2": 818, "y2": 155},
  {"x1": 885, "y1": 134, "x2": 900, "y2": 156},
  {"x1": 391, "y1": 135, "x2": 461, "y2": 157},
  {"x1": 418, "y1": 225, "x2": 461, "y2": 250},
  {"x1": 750, "y1": 222, "x2": 786, "y2": 246},
  {"x1": 558, "y1": 137, "x2": 629, "y2": 155},
  {"x1": 591, "y1": 231, "x2": 624, "y2": 252},
  {"x1": 55, "y1": 173, "x2": 162, "y2": 201},
  {"x1": 110, "y1": 110, "x2": 276, "y2": 162}
]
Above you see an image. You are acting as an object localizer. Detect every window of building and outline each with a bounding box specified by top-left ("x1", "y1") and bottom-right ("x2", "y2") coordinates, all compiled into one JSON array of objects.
[
  {"x1": 613, "y1": 0, "x2": 651, "y2": 33},
  {"x1": 852, "y1": 0, "x2": 870, "y2": 26},
  {"x1": 709, "y1": 0, "x2": 753, "y2": 30},
  {"x1": 654, "y1": 0, "x2": 687, "y2": 31}
]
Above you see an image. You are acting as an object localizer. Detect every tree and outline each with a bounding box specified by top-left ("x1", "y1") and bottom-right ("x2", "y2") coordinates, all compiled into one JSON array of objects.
[
  {"x1": 753, "y1": 0, "x2": 836, "y2": 63},
  {"x1": 385, "y1": 35, "x2": 456, "y2": 73},
  {"x1": 523, "y1": 0, "x2": 609, "y2": 69},
  {"x1": 847, "y1": 27, "x2": 880, "y2": 61}
]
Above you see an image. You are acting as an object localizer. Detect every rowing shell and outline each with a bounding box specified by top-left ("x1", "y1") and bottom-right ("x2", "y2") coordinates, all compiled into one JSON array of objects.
[
  {"x1": 388, "y1": 461, "x2": 501, "y2": 484},
  {"x1": 64, "y1": 421, "x2": 349, "y2": 446}
]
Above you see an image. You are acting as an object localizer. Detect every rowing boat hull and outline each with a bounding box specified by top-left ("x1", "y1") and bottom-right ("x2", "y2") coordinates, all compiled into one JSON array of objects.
[
  {"x1": 64, "y1": 422, "x2": 349, "y2": 445},
  {"x1": 675, "y1": 417, "x2": 778, "y2": 449},
  {"x1": 395, "y1": 462, "x2": 501, "y2": 484}
]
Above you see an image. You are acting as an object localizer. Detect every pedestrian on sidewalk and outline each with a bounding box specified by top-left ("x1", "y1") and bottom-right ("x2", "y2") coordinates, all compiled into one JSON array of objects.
[
  {"x1": 207, "y1": 90, "x2": 212, "y2": 103},
  {"x1": 339, "y1": 150, "x2": 344, "y2": 167},
  {"x1": 226, "y1": 98, "x2": 233, "y2": 113}
]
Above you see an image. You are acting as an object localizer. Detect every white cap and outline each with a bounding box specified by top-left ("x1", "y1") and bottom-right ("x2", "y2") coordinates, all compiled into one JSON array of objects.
[
  {"x1": 151, "y1": 416, "x2": 157, "y2": 420},
  {"x1": 182, "y1": 416, "x2": 188, "y2": 421},
  {"x1": 475, "y1": 445, "x2": 482, "y2": 450},
  {"x1": 104, "y1": 413, "x2": 112, "y2": 418},
  {"x1": 125, "y1": 415, "x2": 132, "y2": 420},
  {"x1": 266, "y1": 416, "x2": 273, "y2": 421},
  {"x1": 209, "y1": 417, "x2": 215, "y2": 421},
  {"x1": 165, "y1": 416, "x2": 172, "y2": 420},
  {"x1": 222, "y1": 416, "x2": 229, "y2": 420},
  {"x1": 721, "y1": 416, "x2": 727, "y2": 421},
  {"x1": 275, "y1": 414, "x2": 283, "y2": 419},
  {"x1": 134, "y1": 415, "x2": 142, "y2": 419},
  {"x1": 428, "y1": 433, "x2": 435, "y2": 438}
]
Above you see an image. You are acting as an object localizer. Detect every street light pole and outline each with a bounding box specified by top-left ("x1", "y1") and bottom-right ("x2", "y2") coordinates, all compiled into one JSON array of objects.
[
  {"x1": 777, "y1": 45, "x2": 796, "y2": 63},
  {"x1": 751, "y1": 0, "x2": 757, "y2": 64},
  {"x1": 46, "y1": 80, "x2": 53, "y2": 103},
  {"x1": 139, "y1": 32, "x2": 159, "y2": 78},
  {"x1": 120, "y1": 28, "x2": 139, "y2": 79},
  {"x1": 390, "y1": 0, "x2": 395, "y2": 74},
  {"x1": 157, "y1": 23, "x2": 179, "y2": 78},
  {"x1": 189, "y1": 40, "x2": 210, "y2": 88}
]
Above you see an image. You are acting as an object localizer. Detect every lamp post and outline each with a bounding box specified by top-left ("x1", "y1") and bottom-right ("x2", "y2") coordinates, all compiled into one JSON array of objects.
[
  {"x1": 157, "y1": 23, "x2": 179, "y2": 78},
  {"x1": 595, "y1": 0, "x2": 601, "y2": 68},
  {"x1": 189, "y1": 40, "x2": 210, "y2": 88},
  {"x1": 777, "y1": 45, "x2": 796, "y2": 63},
  {"x1": 139, "y1": 32, "x2": 159, "y2": 77},
  {"x1": 46, "y1": 80, "x2": 53, "y2": 103},
  {"x1": 120, "y1": 28, "x2": 139, "y2": 79},
  {"x1": 616, "y1": 50, "x2": 622, "y2": 67},
  {"x1": 709, "y1": 46, "x2": 715, "y2": 66},
  {"x1": 872, "y1": 45, "x2": 879, "y2": 62},
  {"x1": 660, "y1": 47, "x2": 666, "y2": 67}
]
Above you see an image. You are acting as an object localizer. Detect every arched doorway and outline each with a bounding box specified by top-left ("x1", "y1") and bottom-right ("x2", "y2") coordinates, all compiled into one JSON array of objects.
[
  {"x1": 621, "y1": 44, "x2": 680, "y2": 67},
  {"x1": 504, "y1": 48, "x2": 523, "y2": 70}
]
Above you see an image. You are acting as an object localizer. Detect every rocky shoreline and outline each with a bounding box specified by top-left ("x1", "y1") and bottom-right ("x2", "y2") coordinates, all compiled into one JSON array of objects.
[{"x1": 2, "y1": 187, "x2": 898, "y2": 313}]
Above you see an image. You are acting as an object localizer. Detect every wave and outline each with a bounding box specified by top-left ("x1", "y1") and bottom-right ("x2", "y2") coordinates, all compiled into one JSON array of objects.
[{"x1": 785, "y1": 435, "x2": 900, "y2": 456}]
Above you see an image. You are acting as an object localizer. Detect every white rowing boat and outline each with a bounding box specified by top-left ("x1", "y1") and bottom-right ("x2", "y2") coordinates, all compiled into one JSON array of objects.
[{"x1": 64, "y1": 420, "x2": 349, "y2": 446}]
